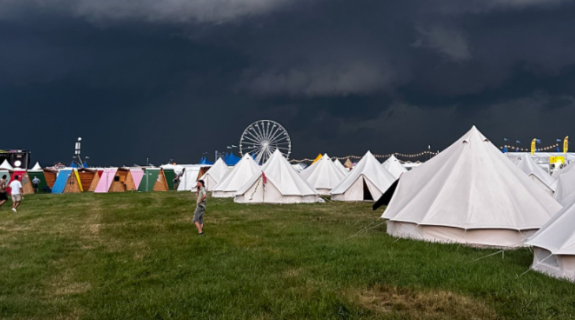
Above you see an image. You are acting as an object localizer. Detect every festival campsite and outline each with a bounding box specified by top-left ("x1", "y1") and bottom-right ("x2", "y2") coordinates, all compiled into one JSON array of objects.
[{"x1": 3, "y1": 124, "x2": 575, "y2": 319}]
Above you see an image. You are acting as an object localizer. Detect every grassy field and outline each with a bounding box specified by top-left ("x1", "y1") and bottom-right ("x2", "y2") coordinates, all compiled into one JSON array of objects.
[{"x1": 0, "y1": 192, "x2": 574, "y2": 319}]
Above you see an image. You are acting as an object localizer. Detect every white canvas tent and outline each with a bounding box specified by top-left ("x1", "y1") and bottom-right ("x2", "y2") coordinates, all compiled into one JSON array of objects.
[
  {"x1": 515, "y1": 155, "x2": 555, "y2": 196},
  {"x1": 300, "y1": 154, "x2": 346, "y2": 195},
  {"x1": 550, "y1": 161, "x2": 575, "y2": 181},
  {"x1": 381, "y1": 126, "x2": 562, "y2": 248},
  {"x1": 330, "y1": 151, "x2": 396, "y2": 201},
  {"x1": 0, "y1": 160, "x2": 13, "y2": 170},
  {"x1": 291, "y1": 163, "x2": 307, "y2": 173},
  {"x1": 526, "y1": 199, "x2": 575, "y2": 281},
  {"x1": 212, "y1": 154, "x2": 260, "y2": 198},
  {"x1": 553, "y1": 169, "x2": 575, "y2": 205},
  {"x1": 200, "y1": 158, "x2": 230, "y2": 190},
  {"x1": 30, "y1": 162, "x2": 42, "y2": 171},
  {"x1": 333, "y1": 159, "x2": 349, "y2": 175},
  {"x1": 177, "y1": 165, "x2": 210, "y2": 191},
  {"x1": 234, "y1": 150, "x2": 319, "y2": 204},
  {"x1": 382, "y1": 155, "x2": 407, "y2": 179}
]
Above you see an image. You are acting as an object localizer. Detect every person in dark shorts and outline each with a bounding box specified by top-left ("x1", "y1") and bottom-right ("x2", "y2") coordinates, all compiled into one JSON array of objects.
[
  {"x1": 0, "y1": 175, "x2": 7, "y2": 211},
  {"x1": 193, "y1": 180, "x2": 207, "y2": 236},
  {"x1": 32, "y1": 176, "x2": 41, "y2": 194}
]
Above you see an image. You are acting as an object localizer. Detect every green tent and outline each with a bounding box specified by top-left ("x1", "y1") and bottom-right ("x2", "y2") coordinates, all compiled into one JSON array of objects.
[
  {"x1": 27, "y1": 171, "x2": 48, "y2": 193},
  {"x1": 163, "y1": 169, "x2": 176, "y2": 190},
  {"x1": 138, "y1": 169, "x2": 160, "y2": 192}
]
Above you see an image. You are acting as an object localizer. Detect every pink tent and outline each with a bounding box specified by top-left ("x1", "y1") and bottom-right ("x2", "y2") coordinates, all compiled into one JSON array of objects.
[
  {"x1": 130, "y1": 169, "x2": 144, "y2": 190},
  {"x1": 94, "y1": 168, "x2": 118, "y2": 193}
]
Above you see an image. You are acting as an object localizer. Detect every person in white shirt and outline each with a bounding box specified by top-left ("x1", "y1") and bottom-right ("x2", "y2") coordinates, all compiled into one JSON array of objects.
[{"x1": 9, "y1": 176, "x2": 23, "y2": 212}]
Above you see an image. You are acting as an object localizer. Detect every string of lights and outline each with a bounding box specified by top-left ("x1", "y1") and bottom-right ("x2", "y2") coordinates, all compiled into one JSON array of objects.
[
  {"x1": 499, "y1": 143, "x2": 560, "y2": 152},
  {"x1": 288, "y1": 142, "x2": 563, "y2": 163},
  {"x1": 289, "y1": 150, "x2": 439, "y2": 163}
]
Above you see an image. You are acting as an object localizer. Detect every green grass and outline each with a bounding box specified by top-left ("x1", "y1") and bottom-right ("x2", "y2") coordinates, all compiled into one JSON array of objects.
[{"x1": 0, "y1": 192, "x2": 574, "y2": 319}]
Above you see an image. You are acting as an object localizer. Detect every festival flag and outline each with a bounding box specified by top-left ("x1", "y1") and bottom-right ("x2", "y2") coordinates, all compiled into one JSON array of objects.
[
  {"x1": 565, "y1": 136, "x2": 569, "y2": 154},
  {"x1": 262, "y1": 171, "x2": 267, "y2": 184},
  {"x1": 531, "y1": 139, "x2": 537, "y2": 155}
]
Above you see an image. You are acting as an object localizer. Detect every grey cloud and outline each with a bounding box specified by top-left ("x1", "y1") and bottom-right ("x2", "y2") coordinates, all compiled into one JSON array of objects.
[
  {"x1": 413, "y1": 25, "x2": 471, "y2": 62},
  {"x1": 0, "y1": 0, "x2": 294, "y2": 24},
  {"x1": 245, "y1": 61, "x2": 399, "y2": 97}
]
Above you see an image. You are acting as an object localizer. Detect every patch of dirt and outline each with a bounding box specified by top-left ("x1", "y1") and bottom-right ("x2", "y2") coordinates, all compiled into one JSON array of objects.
[
  {"x1": 54, "y1": 282, "x2": 92, "y2": 296},
  {"x1": 89, "y1": 224, "x2": 100, "y2": 235},
  {"x1": 357, "y1": 285, "x2": 498, "y2": 320}
]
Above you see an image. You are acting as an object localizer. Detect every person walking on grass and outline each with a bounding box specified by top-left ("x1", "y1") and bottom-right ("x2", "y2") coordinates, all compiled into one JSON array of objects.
[
  {"x1": 0, "y1": 175, "x2": 7, "y2": 211},
  {"x1": 193, "y1": 179, "x2": 207, "y2": 236},
  {"x1": 9, "y1": 175, "x2": 23, "y2": 212},
  {"x1": 32, "y1": 176, "x2": 41, "y2": 194}
]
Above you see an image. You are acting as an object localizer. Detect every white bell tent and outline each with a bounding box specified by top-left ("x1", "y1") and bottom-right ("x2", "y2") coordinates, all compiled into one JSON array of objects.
[
  {"x1": 333, "y1": 159, "x2": 349, "y2": 175},
  {"x1": 234, "y1": 150, "x2": 319, "y2": 204},
  {"x1": 381, "y1": 126, "x2": 562, "y2": 248},
  {"x1": 300, "y1": 153, "x2": 346, "y2": 195},
  {"x1": 212, "y1": 154, "x2": 260, "y2": 198},
  {"x1": 177, "y1": 165, "x2": 210, "y2": 191},
  {"x1": 200, "y1": 158, "x2": 230, "y2": 190},
  {"x1": 382, "y1": 155, "x2": 407, "y2": 179},
  {"x1": 515, "y1": 155, "x2": 555, "y2": 196},
  {"x1": 526, "y1": 199, "x2": 575, "y2": 281},
  {"x1": 553, "y1": 169, "x2": 575, "y2": 205},
  {"x1": 330, "y1": 151, "x2": 396, "y2": 201}
]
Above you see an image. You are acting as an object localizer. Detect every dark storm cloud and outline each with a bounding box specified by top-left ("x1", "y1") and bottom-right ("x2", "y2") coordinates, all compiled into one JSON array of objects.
[{"x1": 1, "y1": 0, "x2": 575, "y2": 165}]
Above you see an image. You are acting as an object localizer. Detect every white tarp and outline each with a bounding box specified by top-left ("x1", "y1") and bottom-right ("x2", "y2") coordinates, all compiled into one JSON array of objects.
[
  {"x1": 212, "y1": 153, "x2": 260, "y2": 198},
  {"x1": 160, "y1": 163, "x2": 184, "y2": 175},
  {"x1": 300, "y1": 154, "x2": 346, "y2": 195},
  {"x1": 331, "y1": 151, "x2": 396, "y2": 201},
  {"x1": 382, "y1": 155, "x2": 407, "y2": 179},
  {"x1": 526, "y1": 199, "x2": 575, "y2": 281},
  {"x1": 382, "y1": 126, "x2": 562, "y2": 248},
  {"x1": 235, "y1": 149, "x2": 319, "y2": 204},
  {"x1": 515, "y1": 155, "x2": 555, "y2": 196},
  {"x1": 200, "y1": 158, "x2": 230, "y2": 191}
]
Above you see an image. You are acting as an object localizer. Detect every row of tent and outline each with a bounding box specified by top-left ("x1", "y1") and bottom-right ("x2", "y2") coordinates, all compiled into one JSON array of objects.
[
  {"x1": 0, "y1": 162, "x2": 178, "y2": 194},
  {"x1": 371, "y1": 126, "x2": 575, "y2": 282},
  {"x1": 191, "y1": 126, "x2": 575, "y2": 282},
  {"x1": 182, "y1": 148, "x2": 409, "y2": 204},
  {"x1": 6, "y1": 126, "x2": 575, "y2": 281}
]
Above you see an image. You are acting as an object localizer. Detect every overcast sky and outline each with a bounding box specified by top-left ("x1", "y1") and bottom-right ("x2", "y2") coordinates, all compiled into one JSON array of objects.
[{"x1": 2, "y1": 0, "x2": 575, "y2": 166}]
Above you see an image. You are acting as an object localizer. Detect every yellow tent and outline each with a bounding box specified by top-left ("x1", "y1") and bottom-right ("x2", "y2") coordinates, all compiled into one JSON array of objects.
[{"x1": 311, "y1": 154, "x2": 323, "y2": 164}]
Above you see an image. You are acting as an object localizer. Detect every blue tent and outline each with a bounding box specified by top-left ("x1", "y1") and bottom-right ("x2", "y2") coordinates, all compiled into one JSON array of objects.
[
  {"x1": 223, "y1": 152, "x2": 241, "y2": 166},
  {"x1": 82, "y1": 162, "x2": 88, "y2": 168},
  {"x1": 70, "y1": 162, "x2": 78, "y2": 168},
  {"x1": 52, "y1": 170, "x2": 72, "y2": 194},
  {"x1": 199, "y1": 157, "x2": 214, "y2": 165}
]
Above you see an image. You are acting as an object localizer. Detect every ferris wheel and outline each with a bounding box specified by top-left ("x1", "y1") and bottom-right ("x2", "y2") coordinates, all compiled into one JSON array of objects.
[{"x1": 239, "y1": 120, "x2": 291, "y2": 164}]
